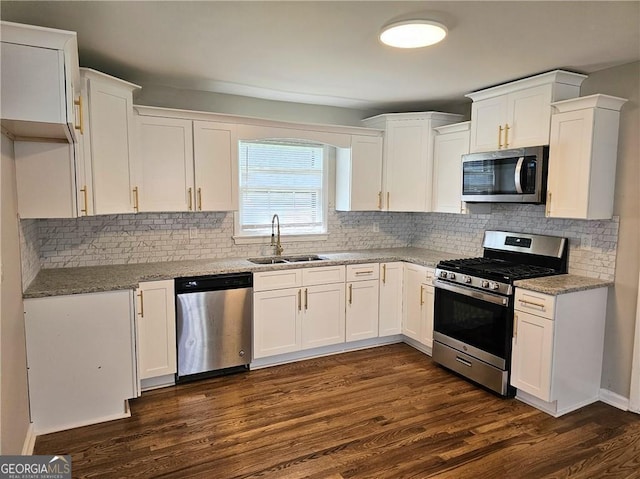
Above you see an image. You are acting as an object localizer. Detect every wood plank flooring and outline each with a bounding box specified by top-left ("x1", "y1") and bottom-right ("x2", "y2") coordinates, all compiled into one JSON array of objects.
[{"x1": 35, "y1": 343, "x2": 640, "y2": 478}]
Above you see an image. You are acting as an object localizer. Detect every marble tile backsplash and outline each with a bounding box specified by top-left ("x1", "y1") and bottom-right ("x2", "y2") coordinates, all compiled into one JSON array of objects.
[
  {"x1": 23, "y1": 204, "x2": 620, "y2": 284},
  {"x1": 411, "y1": 204, "x2": 619, "y2": 280}
]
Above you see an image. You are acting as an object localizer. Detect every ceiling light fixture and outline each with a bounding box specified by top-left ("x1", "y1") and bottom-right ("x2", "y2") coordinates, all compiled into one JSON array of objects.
[{"x1": 379, "y1": 20, "x2": 447, "y2": 49}]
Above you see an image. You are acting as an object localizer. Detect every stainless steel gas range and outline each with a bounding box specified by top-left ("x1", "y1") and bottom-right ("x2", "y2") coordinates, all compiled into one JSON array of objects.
[{"x1": 432, "y1": 231, "x2": 568, "y2": 396}]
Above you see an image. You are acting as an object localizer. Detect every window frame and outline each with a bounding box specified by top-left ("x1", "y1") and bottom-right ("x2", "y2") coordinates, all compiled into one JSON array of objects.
[{"x1": 233, "y1": 141, "x2": 330, "y2": 244}]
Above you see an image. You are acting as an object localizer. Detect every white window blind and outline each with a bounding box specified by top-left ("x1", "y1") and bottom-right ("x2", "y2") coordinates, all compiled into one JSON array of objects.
[{"x1": 237, "y1": 140, "x2": 326, "y2": 236}]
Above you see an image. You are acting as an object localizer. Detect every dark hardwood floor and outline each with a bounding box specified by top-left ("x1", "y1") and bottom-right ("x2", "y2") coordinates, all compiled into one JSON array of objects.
[{"x1": 35, "y1": 343, "x2": 640, "y2": 478}]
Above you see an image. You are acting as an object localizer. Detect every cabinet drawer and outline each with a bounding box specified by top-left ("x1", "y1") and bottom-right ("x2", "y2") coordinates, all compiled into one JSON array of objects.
[
  {"x1": 515, "y1": 289, "x2": 555, "y2": 319},
  {"x1": 302, "y1": 266, "x2": 346, "y2": 286},
  {"x1": 253, "y1": 269, "x2": 303, "y2": 292},
  {"x1": 425, "y1": 267, "x2": 435, "y2": 281},
  {"x1": 346, "y1": 263, "x2": 380, "y2": 282}
]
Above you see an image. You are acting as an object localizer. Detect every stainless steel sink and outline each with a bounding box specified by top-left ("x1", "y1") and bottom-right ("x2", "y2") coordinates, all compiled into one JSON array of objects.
[{"x1": 247, "y1": 254, "x2": 325, "y2": 265}]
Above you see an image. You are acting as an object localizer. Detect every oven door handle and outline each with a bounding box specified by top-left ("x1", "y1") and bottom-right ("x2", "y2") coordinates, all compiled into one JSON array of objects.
[
  {"x1": 434, "y1": 279, "x2": 510, "y2": 307},
  {"x1": 514, "y1": 156, "x2": 524, "y2": 194}
]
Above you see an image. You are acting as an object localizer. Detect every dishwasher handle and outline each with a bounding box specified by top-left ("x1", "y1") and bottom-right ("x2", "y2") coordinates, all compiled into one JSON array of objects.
[{"x1": 175, "y1": 272, "x2": 253, "y2": 294}]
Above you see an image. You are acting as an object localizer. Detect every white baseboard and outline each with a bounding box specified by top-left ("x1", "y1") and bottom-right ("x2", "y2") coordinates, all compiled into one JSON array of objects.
[
  {"x1": 21, "y1": 423, "x2": 36, "y2": 455},
  {"x1": 599, "y1": 388, "x2": 630, "y2": 411}
]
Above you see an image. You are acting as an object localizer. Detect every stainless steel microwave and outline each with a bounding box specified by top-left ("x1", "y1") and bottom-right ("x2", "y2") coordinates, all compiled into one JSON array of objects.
[{"x1": 461, "y1": 146, "x2": 548, "y2": 203}]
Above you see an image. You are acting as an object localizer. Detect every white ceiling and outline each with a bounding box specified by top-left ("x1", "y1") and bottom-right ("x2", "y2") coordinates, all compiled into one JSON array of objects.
[{"x1": 1, "y1": 1, "x2": 639, "y2": 111}]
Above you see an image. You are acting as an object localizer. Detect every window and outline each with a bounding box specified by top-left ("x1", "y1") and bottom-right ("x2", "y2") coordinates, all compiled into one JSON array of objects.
[{"x1": 236, "y1": 140, "x2": 327, "y2": 238}]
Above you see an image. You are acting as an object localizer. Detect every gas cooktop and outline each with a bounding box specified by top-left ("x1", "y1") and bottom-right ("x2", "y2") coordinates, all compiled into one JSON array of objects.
[{"x1": 437, "y1": 257, "x2": 559, "y2": 283}]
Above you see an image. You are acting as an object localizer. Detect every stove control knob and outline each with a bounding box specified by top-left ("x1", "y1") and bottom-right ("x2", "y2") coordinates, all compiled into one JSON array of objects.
[
  {"x1": 481, "y1": 280, "x2": 489, "y2": 288},
  {"x1": 439, "y1": 271, "x2": 448, "y2": 279},
  {"x1": 463, "y1": 275, "x2": 472, "y2": 284},
  {"x1": 449, "y1": 273, "x2": 456, "y2": 280},
  {"x1": 489, "y1": 282, "x2": 499, "y2": 290}
]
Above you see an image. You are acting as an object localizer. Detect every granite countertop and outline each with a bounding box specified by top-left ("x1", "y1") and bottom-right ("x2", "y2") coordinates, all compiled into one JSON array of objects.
[
  {"x1": 24, "y1": 247, "x2": 462, "y2": 298},
  {"x1": 514, "y1": 274, "x2": 613, "y2": 296}
]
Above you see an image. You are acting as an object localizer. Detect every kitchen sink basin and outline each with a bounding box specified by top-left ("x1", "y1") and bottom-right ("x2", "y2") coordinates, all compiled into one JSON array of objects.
[{"x1": 247, "y1": 254, "x2": 326, "y2": 265}]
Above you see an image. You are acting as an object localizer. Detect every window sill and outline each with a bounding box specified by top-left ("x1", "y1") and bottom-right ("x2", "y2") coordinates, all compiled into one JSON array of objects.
[{"x1": 233, "y1": 233, "x2": 329, "y2": 245}]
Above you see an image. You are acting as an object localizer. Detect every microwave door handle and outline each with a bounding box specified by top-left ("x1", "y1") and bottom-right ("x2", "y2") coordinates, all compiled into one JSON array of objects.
[{"x1": 514, "y1": 157, "x2": 525, "y2": 194}]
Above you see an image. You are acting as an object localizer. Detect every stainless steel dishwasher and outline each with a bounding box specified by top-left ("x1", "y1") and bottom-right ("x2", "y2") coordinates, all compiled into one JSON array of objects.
[{"x1": 175, "y1": 272, "x2": 252, "y2": 383}]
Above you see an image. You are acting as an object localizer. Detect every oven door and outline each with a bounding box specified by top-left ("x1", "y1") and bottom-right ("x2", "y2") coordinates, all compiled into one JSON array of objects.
[{"x1": 433, "y1": 279, "x2": 512, "y2": 370}]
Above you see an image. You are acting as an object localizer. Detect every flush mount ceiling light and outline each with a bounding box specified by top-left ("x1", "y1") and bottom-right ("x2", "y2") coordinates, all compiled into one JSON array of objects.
[{"x1": 379, "y1": 20, "x2": 448, "y2": 48}]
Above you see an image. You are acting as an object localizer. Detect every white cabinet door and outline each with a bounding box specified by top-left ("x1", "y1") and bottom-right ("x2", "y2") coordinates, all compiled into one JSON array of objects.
[
  {"x1": 335, "y1": 135, "x2": 383, "y2": 211},
  {"x1": 384, "y1": 119, "x2": 430, "y2": 212},
  {"x1": 135, "y1": 116, "x2": 194, "y2": 212},
  {"x1": 511, "y1": 310, "x2": 554, "y2": 401},
  {"x1": 402, "y1": 264, "x2": 426, "y2": 341},
  {"x1": 136, "y1": 280, "x2": 177, "y2": 380},
  {"x1": 507, "y1": 85, "x2": 553, "y2": 149},
  {"x1": 24, "y1": 290, "x2": 137, "y2": 434},
  {"x1": 86, "y1": 74, "x2": 137, "y2": 214},
  {"x1": 253, "y1": 288, "x2": 301, "y2": 358},
  {"x1": 301, "y1": 283, "x2": 346, "y2": 349},
  {"x1": 469, "y1": 96, "x2": 507, "y2": 153},
  {"x1": 420, "y1": 283, "x2": 435, "y2": 349},
  {"x1": 432, "y1": 122, "x2": 470, "y2": 214},
  {"x1": 379, "y1": 262, "x2": 403, "y2": 336},
  {"x1": 346, "y1": 279, "x2": 379, "y2": 342},
  {"x1": 193, "y1": 121, "x2": 238, "y2": 211}
]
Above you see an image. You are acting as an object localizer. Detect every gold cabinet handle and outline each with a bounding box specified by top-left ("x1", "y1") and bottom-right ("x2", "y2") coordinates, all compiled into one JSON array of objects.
[
  {"x1": 382, "y1": 264, "x2": 386, "y2": 284},
  {"x1": 197, "y1": 187, "x2": 202, "y2": 211},
  {"x1": 298, "y1": 289, "x2": 302, "y2": 312},
  {"x1": 137, "y1": 291, "x2": 144, "y2": 317},
  {"x1": 519, "y1": 299, "x2": 546, "y2": 309},
  {"x1": 348, "y1": 284, "x2": 353, "y2": 305},
  {"x1": 546, "y1": 191, "x2": 552, "y2": 217},
  {"x1": 514, "y1": 313, "x2": 518, "y2": 340},
  {"x1": 355, "y1": 270, "x2": 374, "y2": 275},
  {"x1": 74, "y1": 96, "x2": 84, "y2": 134},
  {"x1": 133, "y1": 186, "x2": 139, "y2": 212},
  {"x1": 377, "y1": 191, "x2": 382, "y2": 210},
  {"x1": 504, "y1": 124, "x2": 510, "y2": 147},
  {"x1": 188, "y1": 187, "x2": 193, "y2": 211},
  {"x1": 498, "y1": 125, "x2": 504, "y2": 148},
  {"x1": 420, "y1": 285, "x2": 425, "y2": 306},
  {"x1": 80, "y1": 186, "x2": 88, "y2": 215},
  {"x1": 387, "y1": 192, "x2": 390, "y2": 209},
  {"x1": 304, "y1": 288, "x2": 308, "y2": 311}
]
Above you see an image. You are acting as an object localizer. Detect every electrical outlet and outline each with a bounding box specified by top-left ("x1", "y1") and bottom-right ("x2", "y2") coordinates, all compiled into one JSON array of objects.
[
  {"x1": 373, "y1": 222, "x2": 380, "y2": 233},
  {"x1": 581, "y1": 234, "x2": 592, "y2": 250},
  {"x1": 189, "y1": 227, "x2": 198, "y2": 240}
]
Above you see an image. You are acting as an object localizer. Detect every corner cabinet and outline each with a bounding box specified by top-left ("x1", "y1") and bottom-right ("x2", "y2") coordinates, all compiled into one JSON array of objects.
[
  {"x1": 1, "y1": 21, "x2": 80, "y2": 142},
  {"x1": 23, "y1": 290, "x2": 138, "y2": 434},
  {"x1": 402, "y1": 264, "x2": 435, "y2": 353},
  {"x1": 135, "y1": 280, "x2": 177, "y2": 382},
  {"x1": 134, "y1": 106, "x2": 238, "y2": 212},
  {"x1": 511, "y1": 286, "x2": 608, "y2": 417},
  {"x1": 466, "y1": 70, "x2": 587, "y2": 153},
  {"x1": 362, "y1": 112, "x2": 463, "y2": 212},
  {"x1": 546, "y1": 94, "x2": 627, "y2": 220},
  {"x1": 335, "y1": 134, "x2": 384, "y2": 211}
]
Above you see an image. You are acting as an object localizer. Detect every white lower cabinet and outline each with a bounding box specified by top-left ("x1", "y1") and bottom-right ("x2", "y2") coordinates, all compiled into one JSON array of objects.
[
  {"x1": 23, "y1": 290, "x2": 137, "y2": 434},
  {"x1": 511, "y1": 286, "x2": 608, "y2": 417},
  {"x1": 253, "y1": 266, "x2": 346, "y2": 359},
  {"x1": 135, "y1": 280, "x2": 177, "y2": 381},
  {"x1": 378, "y1": 262, "x2": 404, "y2": 336},
  {"x1": 345, "y1": 264, "x2": 380, "y2": 342},
  {"x1": 402, "y1": 264, "x2": 435, "y2": 352}
]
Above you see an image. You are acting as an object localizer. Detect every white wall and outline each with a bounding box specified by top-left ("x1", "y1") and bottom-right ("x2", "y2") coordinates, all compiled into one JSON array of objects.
[
  {"x1": 0, "y1": 133, "x2": 31, "y2": 453},
  {"x1": 581, "y1": 62, "x2": 640, "y2": 399}
]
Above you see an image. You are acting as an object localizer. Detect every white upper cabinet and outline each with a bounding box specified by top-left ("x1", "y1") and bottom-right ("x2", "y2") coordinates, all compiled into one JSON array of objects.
[
  {"x1": 134, "y1": 107, "x2": 238, "y2": 212},
  {"x1": 546, "y1": 94, "x2": 627, "y2": 220},
  {"x1": 432, "y1": 121, "x2": 470, "y2": 214},
  {"x1": 335, "y1": 133, "x2": 383, "y2": 211},
  {"x1": 466, "y1": 70, "x2": 587, "y2": 153},
  {"x1": 1, "y1": 21, "x2": 80, "y2": 142},
  {"x1": 135, "y1": 115, "x2": 194, "y2": 212},
  {"x1": 363, "y1": 112, "x2": 463, "y2": 212},
  {"x1": 81, "y1": 69, "x2": 140, "y2": 215},
  {"x1": 193, "y1": 120, "x2": 238, "y2": 211}
]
